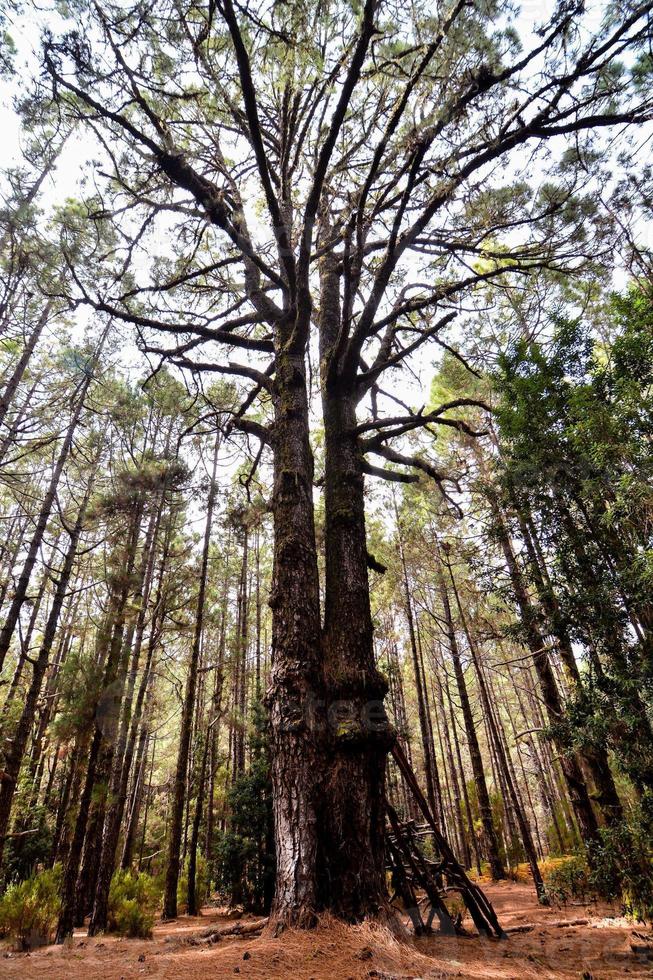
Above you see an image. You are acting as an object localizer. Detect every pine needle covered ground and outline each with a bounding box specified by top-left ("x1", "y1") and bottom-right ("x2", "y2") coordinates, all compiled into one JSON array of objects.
[{"x1": 2, "y1": 882, "x2": 652, "y2": 980}]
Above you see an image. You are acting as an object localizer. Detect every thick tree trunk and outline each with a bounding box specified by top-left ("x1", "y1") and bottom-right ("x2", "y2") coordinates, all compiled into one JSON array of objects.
[
  {"x1": 314, "y1": 242, "x2": 393, "y2": 920},
  {"x1": 319, "y1": 386, "x2": 392, "y2": 919},
  {"x1": 267, "y1": 343, "x2": 324, "y2": 928}
]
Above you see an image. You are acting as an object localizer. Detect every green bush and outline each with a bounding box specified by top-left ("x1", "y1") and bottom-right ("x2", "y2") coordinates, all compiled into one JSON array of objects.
[
  {"x1": 542, "y1": 821, "x2": 653, "y2": 923},
  {"x1": 2, "y1": 804, "x2": 53, "y2": 883},
  {"x1": 0, "y1": 866, "x2": 61, "y2": 949},
  {"x1": 543, "y1": 856, "x2": 592, "y2": 904},
  {"x1": 214, "y1": 700, "x2": 275, "y2": 914},
  {"x1": 108, "y1": 869, "x2": 160, "y2": 938},
  {"x1": 177, "y1": 852, "x2": 209, "y2": 914},
  {"x1": 589, "y1": 822, "x2": 653, "y2": 924}
]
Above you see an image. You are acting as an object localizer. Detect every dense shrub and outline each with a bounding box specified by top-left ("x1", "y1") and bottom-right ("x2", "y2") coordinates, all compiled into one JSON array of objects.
[
  {"x1": 543, "y1": 856, "x2": 592, "y2": 904},
  {"x1": 589, "y1": 822, "x2": 653, "y2": 924},
  {"x1": 0, "y1": 866, "x2": 61, "y2": 949},
  {"x1": 177, "y1": 853, "x2": 209, "y2": 914},
  {"x1": 214, "y1": 701, "x2": 275, "y2": 913},
  {"x1": 541, "y1": 822, "x2": 653, "y2": 924},
  {"x1": 108, "y1": 869, "x2": 160, "y2": 938},
  {"x1": 1, "y1": 804, "x2": 53, "y2": 883}
]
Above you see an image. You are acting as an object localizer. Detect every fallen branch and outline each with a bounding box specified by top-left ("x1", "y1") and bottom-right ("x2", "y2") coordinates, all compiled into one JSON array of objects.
[
  {"x1": 505, "y1": 917, "x2": 589, "y2": 935},
  {"x1": 631, "y1": 944, "x2": 653, "y2": 960},
  {"x1": 505, "y1": 922, "x2": 535, "y2": 934},
  {"x1": 172, "y1": 917, "x2": 269, "y2": 946},
  {"x1": 202, "y1": 917, "x2": 268, "y2": 940}
]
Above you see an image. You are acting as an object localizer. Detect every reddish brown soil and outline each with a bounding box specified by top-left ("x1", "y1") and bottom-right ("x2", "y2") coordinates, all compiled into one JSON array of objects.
[{"x1": 2, "y1": 882, "x2": 652, "y2": 979}]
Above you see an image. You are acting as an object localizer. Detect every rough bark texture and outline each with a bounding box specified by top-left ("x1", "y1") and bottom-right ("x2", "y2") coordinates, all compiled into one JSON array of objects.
[
  {"x1": 320, "y1": 387, "x2": 392, "y2": 918},
  {"x1": 318, "y1": 250, "x2": 393, "y2": 920},
  {"x1": 267, "y1": 343, "x2": 324, "y2": 928}
]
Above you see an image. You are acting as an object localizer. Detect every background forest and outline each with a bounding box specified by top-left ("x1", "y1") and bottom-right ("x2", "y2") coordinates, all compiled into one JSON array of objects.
[{"x1": 0, "y1": 0, "x2": 652, "y2": 964}]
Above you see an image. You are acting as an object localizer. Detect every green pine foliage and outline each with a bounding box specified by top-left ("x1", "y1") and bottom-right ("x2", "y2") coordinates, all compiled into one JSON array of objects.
[
  {"x1": 0, "y1": 866, "x2": 61, "y2": 949},
  {"x1": 494, "y1": 287, "x2": 653, "y2": 794},
  {"x1": 177, "y1": 853, "x2": 209, "y2": 915},
  {"x1": 214, "y1": 701, "x2": 275, "y2": 914},
  {"x1": 108, "y1": 869, "x2": 161, "y2": 938}
]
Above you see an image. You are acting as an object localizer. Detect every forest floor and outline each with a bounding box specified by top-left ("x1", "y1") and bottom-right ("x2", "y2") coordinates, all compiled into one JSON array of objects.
[{"x1": 2, "y1": 881, "x2": 653, "y2": 979}]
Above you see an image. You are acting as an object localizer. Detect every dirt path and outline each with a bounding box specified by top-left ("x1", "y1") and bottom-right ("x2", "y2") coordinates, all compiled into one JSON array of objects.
[{"x1": 2, "y1": 882, "x2": 652, "y2": 979}]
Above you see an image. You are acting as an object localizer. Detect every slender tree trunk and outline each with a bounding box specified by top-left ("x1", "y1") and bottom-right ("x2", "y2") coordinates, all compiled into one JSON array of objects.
[
  {"x1": 88, "y1": 488, "x2": 166, "y2": 933},
  {"x1": 0, "y1": 302, "x2": 50, "y2": 428},
  {"x1": 505, "y1": 495, "x2": 625, "y2": 825},
  {"x1": 1, "y1": 562, "x2": 50, "y2": 715},
  {"x1": 445, "y1": 673, "x2": 482, "y2": 874},
  {"x1": 395, "y1": 512, "x2": 440, "y2": 821},
  {"x1": 255, "y1": 529, "x2": 262, "y2": 699},
  {"x1": 122, "y1": 721, "x2": 150, "y2": 870},
  {"x1": 0, "y1": 377, "x2": 41, "y2": 465},
  {"x1": 76, "y1": 500, "x2": 145, "y2": 927},
  {"x1": 233, "y1": 525, "x2": 249, "y2": 776},
  {"x1": 204, "y1": 552, "x2": 230, "y2": 875},
  {"x1": 50, "y1": 741, "x2": 81, "y2": 867},
  {"x1": 447, "y1": 566, "x2": 546, "y2": 901},
  {"x1": 162, "y1": 434, "x2": 220, "y2": 919},
  {"x1": 434, "y1": 554, "x2": 505, "y2": 880},
  {"x1": 491, "y1": 512, "x2": 602, "y2": 847},
  {"x1": 187, "y1": 727, "x2": 211, "y2": 916},
  {"x1": 0, "y1": 474, "x2": 93, "y2": 866},
  {"x1": 434, "y1": 666, "x2": 471, "y2": 869},
  {"x1": 0, "y1": 347, "x2": 99, "y2": 672},
  {"x1": 55, "y1": 497, "x2": 142, "y2": 942},
  {"x1": 138, "y1": 735, "x2": 156, "y2": 871},
  {"x1": 25, "y1": 590, "x2": 81, "y2": 802}
]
